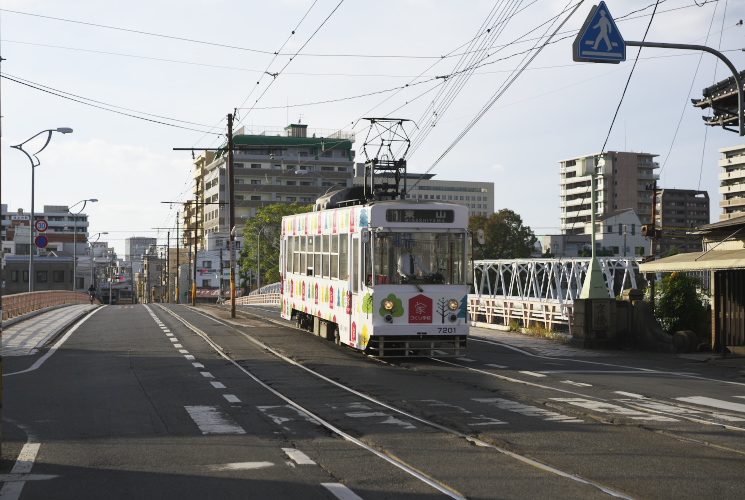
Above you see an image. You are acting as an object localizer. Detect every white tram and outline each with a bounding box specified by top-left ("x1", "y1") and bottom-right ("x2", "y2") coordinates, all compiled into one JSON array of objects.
[{"x1": 280, "y1": 199, "x2": 469, "y2": 356}]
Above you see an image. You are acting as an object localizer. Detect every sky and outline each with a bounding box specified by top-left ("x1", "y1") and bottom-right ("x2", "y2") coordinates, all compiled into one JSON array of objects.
[{"x1": 1, "y1": 0, "x2": 743, "y2": 256}]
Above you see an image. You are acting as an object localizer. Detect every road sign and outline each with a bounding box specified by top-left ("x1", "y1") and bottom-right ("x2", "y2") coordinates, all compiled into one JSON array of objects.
[
  {"x1": 35, "y1": 235, "x2": 49, "y2": 248},
  {"x1": 573, "y1": 2, "x2": 625, "y2": 64},
  {"x1": 35, "y1": 219, "x2": 49, "y2": 232}
]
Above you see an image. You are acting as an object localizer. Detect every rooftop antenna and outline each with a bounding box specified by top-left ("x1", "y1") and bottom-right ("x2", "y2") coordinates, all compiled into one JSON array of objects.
[{"x1": 361, "y1": 118, "x2": 412, "y2": 201}]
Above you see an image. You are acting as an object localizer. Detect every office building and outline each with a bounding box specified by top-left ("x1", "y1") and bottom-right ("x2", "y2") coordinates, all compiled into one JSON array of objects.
[
  {"x1": 655, "y1": 189, "x2": 709, "y2": 255},
  {"x1": 719, "y1": 144, "x2": 745, "y2": 221},
  {"x1": 125, "y1": 237, "x2": 157, "y2": 262}
]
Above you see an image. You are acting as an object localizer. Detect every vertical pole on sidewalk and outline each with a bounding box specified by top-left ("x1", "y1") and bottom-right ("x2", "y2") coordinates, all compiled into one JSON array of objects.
[
  {"x1": 227, "y1": 113, "x2": 237, "y2": 318},
  {"x1": 176, "y1": 212, "x2": 180, "y2": 304}
]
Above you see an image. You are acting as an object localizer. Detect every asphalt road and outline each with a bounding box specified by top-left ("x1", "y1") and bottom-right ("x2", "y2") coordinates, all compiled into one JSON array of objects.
[{"x1": 3, "y1": 303, "x2": 745, "y2": 500}]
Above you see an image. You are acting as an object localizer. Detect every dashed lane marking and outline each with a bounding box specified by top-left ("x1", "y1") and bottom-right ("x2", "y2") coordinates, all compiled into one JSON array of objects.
[
  {"x1": 282, "y1": 448, "x2": 316, "y2": 465},
  {"x1": 322, "y1": 483, "x2": 364, "y2": 500},
  {"x1": 211, "y1": 382, "x2": 226, "y2": 389},
  {"x1": 519, "y1": 371, "x2": 546, "y2": 378},
  {"x1": 185, "y1": 355, "x2": 195, "y2": 360},
  {"x1": 615, "y1": 391, "x2": 646, "y2": 399},
  {"x1": 179, "y1": 350, "x2": 190, "y2": 354},
  {"x1": 485, "y1": 364, "x2": 508, "y2": 369},
  {"x1": 174, "y1": 344, "x2": 183, "y2": 348},
  {"x1": 224, "y1": 395, "x2": 241, "y2": 403},
  {"x1": 200, "y1": 372, "x2": 214, "y2": 378},
  {"x1": 562, "y1": 380, "x2": 592, "y2": 387},
  {"x1": 192, "y1": 363, "x2": 204, "y2": 369},
  {"x1": 455, "y1": 357, "x2": 476, "y2": 362},
  {"x1": 208, "y1": 462, "x2": 273, "y2": 471},
  {"x1": 185, "y1": 406, "x2": 246, "y2": 434}
]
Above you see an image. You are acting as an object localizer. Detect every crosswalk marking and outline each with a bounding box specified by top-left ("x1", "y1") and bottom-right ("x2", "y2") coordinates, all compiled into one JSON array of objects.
[
  {"x1": 552, "y1": 398, "x2": 678, "y2": 422},
  {"x1": 474, "y1": 397, "x2": 583, "y2": 423},
  {"x1": 185, "y1": 406, "x2": 245, "y2": 434},
  {"x1": 675, "y1": 396, "x2": 745, "y2": 414}
]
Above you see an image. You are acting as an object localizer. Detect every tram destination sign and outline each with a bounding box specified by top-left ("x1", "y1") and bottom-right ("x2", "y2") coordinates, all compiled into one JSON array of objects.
[{"x1": 386, "y1": 209, "x2": 455, "y2": 223}]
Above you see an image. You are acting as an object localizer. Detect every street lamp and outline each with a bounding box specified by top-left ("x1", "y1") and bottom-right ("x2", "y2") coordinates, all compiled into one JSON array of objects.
[
  {"x1": 68, "y1": 198, "x2": 98, "y2": 291},
  {"x1": 11, "y1": 127, "x2": 73, "y2": 292}
]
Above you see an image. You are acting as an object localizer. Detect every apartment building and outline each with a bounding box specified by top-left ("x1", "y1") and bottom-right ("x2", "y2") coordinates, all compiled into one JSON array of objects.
[
  {"x1": 1, "y1": 204, "x2": 90, "y2": 256},
  {"x1": 719, "y1": 144, "x2": 745, "y2": 221},
  {"x1": 655, "y1": 189, "x2": 709, "y2": 255},
  {"x1": 353, "y1": 167, "x2": 494, "y2": 217},
  {"x1": 184, "y1": 123, "x2": 355, "y2": 250},
  {"x1": 559, "y1": 151, "x2": 659, "y2": 235}
]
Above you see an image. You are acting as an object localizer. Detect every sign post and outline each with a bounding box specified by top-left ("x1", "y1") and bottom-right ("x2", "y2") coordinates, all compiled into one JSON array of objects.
[{"x1": 573, "y1": 2, "x2": 625, "y2": 64}]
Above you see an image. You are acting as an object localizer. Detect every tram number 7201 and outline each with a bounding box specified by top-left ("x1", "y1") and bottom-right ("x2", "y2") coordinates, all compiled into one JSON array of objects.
[{"x1": 437, "y1": 327, "x2": 458, "y2": 334}]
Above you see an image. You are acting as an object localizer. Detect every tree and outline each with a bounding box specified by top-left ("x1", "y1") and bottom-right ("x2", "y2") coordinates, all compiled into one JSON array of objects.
[
  {"x1": 469, "y1": 209, "x2": 537, "y2": 260},
  {"x1": 654, "y1": 272, "x2": 709, "y2": 334},
  {"x1": 238, "y1": 202, "x2": 312, "y2": 289}
]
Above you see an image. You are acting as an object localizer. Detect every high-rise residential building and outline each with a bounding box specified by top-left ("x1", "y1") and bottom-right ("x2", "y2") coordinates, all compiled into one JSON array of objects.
[
  {"x1": 125, "y1": 237, "x2": 157, "y2": 262},
  {"x1": 184, "y1": 123, "x2": 355, "y2": 250},
  {"x1": 655, "y1": 189, "x2": 709, "y2": 255},
  {"x1": 353, "y1": 167, "x2": 494, "y2": 217},
  {"x1": 559, "y1": 151, "x2": 659, "y2": 235},
  {"x1": 718, "y1": 144, "x2": 745, "y2": 221}
]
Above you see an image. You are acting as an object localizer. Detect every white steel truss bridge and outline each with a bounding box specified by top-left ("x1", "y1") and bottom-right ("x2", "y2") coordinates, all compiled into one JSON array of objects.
[{"x1": 469, "y1": 257, "x2": 643, "y2": 332}]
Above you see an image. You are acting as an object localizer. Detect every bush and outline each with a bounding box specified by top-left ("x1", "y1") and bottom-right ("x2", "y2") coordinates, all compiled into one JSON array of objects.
[{"x1": 653, "y1": 272, "x2": 708, "y2": 334}]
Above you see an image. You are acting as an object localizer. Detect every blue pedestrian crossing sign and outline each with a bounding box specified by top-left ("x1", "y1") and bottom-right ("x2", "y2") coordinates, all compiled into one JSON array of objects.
[{"x1": 573, "y1": 2, "x2": 625, "y2": 64}]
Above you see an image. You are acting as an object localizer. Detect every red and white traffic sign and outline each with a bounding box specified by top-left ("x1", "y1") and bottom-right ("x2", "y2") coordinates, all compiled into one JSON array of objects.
[
  {"x1": 35, "y1": 219, "x2": 49, "y2": 232},
  {"x1": 35, "y1": 235, "x2": 49, "y2": 248}
]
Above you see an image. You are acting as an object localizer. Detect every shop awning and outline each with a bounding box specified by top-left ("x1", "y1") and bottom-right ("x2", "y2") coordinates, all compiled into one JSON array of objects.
[{"x1": 639, "y1": 249, "x2": 745, "y2": 273}]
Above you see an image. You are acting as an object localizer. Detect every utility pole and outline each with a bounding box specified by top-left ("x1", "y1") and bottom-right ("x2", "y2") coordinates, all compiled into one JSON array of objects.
[
  {"x1": 175, "y1": 212, "x2": 180, "y2": 303},
  {"x1": 192, "y1": 179, "x2": 199, "y2": 307},
  {"x1": 227, "y1": 113, "x2": 237, "y2": 318},
  {"x1": 166, "y1": 232, "x2": 170, "y2": 303}
]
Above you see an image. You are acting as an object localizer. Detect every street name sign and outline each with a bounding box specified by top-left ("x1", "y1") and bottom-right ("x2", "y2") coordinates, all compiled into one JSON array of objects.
[{"x1": 573, "y1": 2, "x2": 625, "y2": 64}]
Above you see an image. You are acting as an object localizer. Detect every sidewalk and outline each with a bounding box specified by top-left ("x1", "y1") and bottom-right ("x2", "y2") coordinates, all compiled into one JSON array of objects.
[{"x1": 2, "y1": 304, "x2": 98, "y2": 357}]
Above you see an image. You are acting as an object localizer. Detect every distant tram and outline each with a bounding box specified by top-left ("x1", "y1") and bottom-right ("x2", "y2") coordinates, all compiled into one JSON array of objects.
[{"x1": 280, "y1": 196, "x2": 469, "y2": 356}]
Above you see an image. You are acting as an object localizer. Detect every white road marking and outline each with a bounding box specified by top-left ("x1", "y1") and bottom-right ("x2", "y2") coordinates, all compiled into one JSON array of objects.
[
  {"x1": 192, "y1": 363, "x2": 204, "y2": 368},
  {"x1": 455, "y1": 357, "x2": 476, "y2": 362},
  {"x1": 174, "y1": 344, "x2": 183, "y2": 348},
  {"x1": 417, "y1": 399, "x2": 508, "y2": 426},
  {"x1": 322, "y1": 483, "x2": 364, "y2": 500},
  {"x1": 346, "y1": 411, "x2": 416, "y2": 429},
  {"x1": 615, "y1": 391, "x2": 646, "y2": 399},
  {"x1": 485, "y1": 364, "x2": 508, "y2": 369},
  {"x1": 166, "y1": 333, "x2": 174, "y2": 337},
  {"x1": 208, "y1": 462, "x2": 273, "y2": 471},
  {"x1": 474, "y1": 398, "x2": 583, "y2": 423},
  {"x1": 282, "y1": 448, "x2": 316, "y2": 465},
  {"x1": 257, "y1": 405, "x2": 320, "y2": 427},
  {"x1": 211, "y1": 382, "x2": 226, "y2": 389},
  {"x1": 184, "y1": 406, "x2": 246, "y2": 434},
  {"x1": 163, "y1": 330, "x2": 171, "y2": 333},
  {"x1": 200, "y1": 372, "x2": 214, "y2": 378},
  {"x1": 676, "y1": 396, "x2": 745, "y2": 414},
  {"x1": 184, "y1": 355, "x2": 195, "y2": 360},
  {"x1": 170, "y1": 338, "x2": 178, "y2": 343},
  {"x1": 224, "y1": 394, "x2": 241, "y2": 403},
  {"x1": 0, "y1": 442, "x2": 41, "y2": 500},
  {"x1": 433, "y1": 350, "x2": 448, "y2": 355},
  {"x1": 519, "y1": 371, "x2": 546, "y2": 378},
  {"x1": 562, "y1": 380, "x2": 592, "y2": 387},
  {"x1": 552, "y1": 398, "x2": 678, "y2": 422},
  {"x1": 179, "y1": 350, "x2": 190, "y2": 354}
]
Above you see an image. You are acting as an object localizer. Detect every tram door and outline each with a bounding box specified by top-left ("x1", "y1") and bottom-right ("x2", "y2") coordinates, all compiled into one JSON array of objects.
[{"x1": 348, "y1": 234, "x2": 359, "y2": 343}]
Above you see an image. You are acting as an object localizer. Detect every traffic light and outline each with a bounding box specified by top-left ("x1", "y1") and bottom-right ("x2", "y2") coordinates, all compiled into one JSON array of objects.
[
  {"x1": 692, "y1": 70, "x2": 744, "y2": 131},
  {"x1": 641, "y1": 225, "x2": 661, "y2": 239}
]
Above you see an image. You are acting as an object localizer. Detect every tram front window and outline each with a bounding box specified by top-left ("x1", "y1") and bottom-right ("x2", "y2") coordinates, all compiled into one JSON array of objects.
[{"x1": 374, "y1": 232, "x2": 465, "y2": 285}]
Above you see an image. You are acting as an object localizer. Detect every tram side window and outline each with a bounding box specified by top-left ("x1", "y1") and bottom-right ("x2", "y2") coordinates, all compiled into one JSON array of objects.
[
  {"x1": 364, "y1": 239, "x2": 372, "y2": 286},
  {"x1": 293, "y1": 236, "x2": 300, "y2": 273},
  {"x1": 339, "y1": 235, "x2": 348, "y2": 280},
  {"x1": 352, "y1": 238, "x2": 359, "y2": 291},
  {"x1": 300, "y1": 236, "x2": 307, "y2": 275},
  {"x1": 286, "y1": 237, "x2": 294, "y2": 273},
  {"x1": 331, "y1": 234, "x2": 339, "y2": 280},
  {"x1": 313, "y1": 235, "x2": 321, "y2": 276},
  {"x1": 322, "y1": 235, "x2": 330, "y2": 278}
]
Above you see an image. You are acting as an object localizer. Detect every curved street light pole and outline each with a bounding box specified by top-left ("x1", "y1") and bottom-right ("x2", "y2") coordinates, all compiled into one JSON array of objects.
[
  {"x1": 68, "y1": 198, "x2": 98, "y2": 291},
  {"x1": 89, "y1": 232, "x2": 108, "y2": 292},
  {"x1": 11, "y1": 128, "x2": 73, "y2": 292}
]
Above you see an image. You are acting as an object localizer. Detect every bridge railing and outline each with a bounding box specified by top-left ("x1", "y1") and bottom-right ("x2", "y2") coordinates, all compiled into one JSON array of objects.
[{"x1": 2, "y1": 291, "x2": 94, "y2": 321}]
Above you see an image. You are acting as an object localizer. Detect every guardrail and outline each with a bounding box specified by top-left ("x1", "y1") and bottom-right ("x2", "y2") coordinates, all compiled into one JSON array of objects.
[
  {"x1": 229, "y1": 293, "x2": 281, "y2": 306},
  {"x1": 468, "y1": 296, "x2": 573, "y2": 332},
  {"x1": 2, "y1": 291, "x2": 94, "y2": 321}
]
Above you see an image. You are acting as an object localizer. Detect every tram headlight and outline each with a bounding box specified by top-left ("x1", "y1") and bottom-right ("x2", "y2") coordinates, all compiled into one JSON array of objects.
[
  {"x1": 448, "y1": 299, "x2": 459, "y2": 310},
  {"x1": 383, "y1": 300, "x2": 395, "y2": 310}
]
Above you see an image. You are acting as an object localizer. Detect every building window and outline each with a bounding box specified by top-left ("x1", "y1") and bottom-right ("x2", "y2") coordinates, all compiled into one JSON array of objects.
[
  {"x1": 235, "y1": 195, "x2": 244, "y2": 200},
  {"x1": 234, "y1": 163, "x2": 244, "y2": 168},
  {"x1": 11, "y1": 270, "x2": 18, "y2": 282},
  {"x1": 251, "y1": 163, "x2": 262, "y2": 169},
  {"x1": 321, "y1": 166, "x2": 335, "y2": 171},
  {"x1": 321, "y1": 151, "x2": 333, "y2": 158},
  {"x1": 251, "y1": 180, "x2": 261, "y2": 185},
  {"x1": 286, "y1": 181, "x2": 296, "y2": 186},
  {"x1": 23, "y1": 270, "x2": 29, "y2": 282},
  {"x1": 53, "y1": 270, "x2": 65, "y2": 282},
  {"x1": 203, "y1": 260, "x2": 212, "y2": 267},
  {"x1": 337, "y1": 166, "x2": 348, "y2": 171},
  {"x1": 37, "y1": 270, "x2": 48, "y2": 282},
  {"x1": 251, "y1": 196, "x2": 261, "y2": 200},
  {"x1": 203, "y1": 279, "x2": 212, "y2": 287}
]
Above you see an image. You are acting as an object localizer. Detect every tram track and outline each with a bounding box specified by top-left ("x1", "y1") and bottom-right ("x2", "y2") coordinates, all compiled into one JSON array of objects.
[{"x1": 157, "y1": 304, "x2": 635, "y2": 500}]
